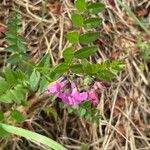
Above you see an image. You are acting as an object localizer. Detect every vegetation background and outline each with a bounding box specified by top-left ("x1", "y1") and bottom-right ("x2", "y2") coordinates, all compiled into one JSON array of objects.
[{"x1": 0, "y1": 0, "x2": 150, "y2": 149}]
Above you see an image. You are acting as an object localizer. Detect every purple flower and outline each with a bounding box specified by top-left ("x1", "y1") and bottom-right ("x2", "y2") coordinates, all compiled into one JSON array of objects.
[
  {"x1": 47, "y1": 78, "x2": 67, "y2": 94},
  {"x1": 47, "y1": 78, "x2": 110, "y2": 106},
  {"x1": 47, "y1": 82, "x2": 62, "y2": 93},
  {"x1": 48, "y1": 81, "x2": 88, "y2": 105},
  {"x1": 59, "y1": 82, "x2": 88, "y2": 105},
  {"x1": 88, "y1": 89, "x2": 99, "y2": 105},
  {"x1": 93, "y1": 81, "x2": 108, "y2": 90}
]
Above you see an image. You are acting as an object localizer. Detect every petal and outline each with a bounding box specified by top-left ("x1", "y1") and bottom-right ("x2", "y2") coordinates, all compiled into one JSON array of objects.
[
  {"x1": 48, "y1": 84, "x2": 57, "y2": 93},
  {"x1": 68, "y1": 97, "x2": 76, "y2": 105},
  {"x1": 70, "y1": 82, "x2": 78, "y2": 94},
  {"x1": 93, "y1": 81, "x2": 110, "y2": 90},
  {"x1": 69, "y1": 92, "x2": 88, "y2": 105},
  {"x1": 78, "y1": 92, "x2": 88, "y2": 100},
  {"x1": 71, "y1": 82, "x2": 76, "y2": 89},
  {"x1": 57, "y1": 92, "x2": 67, "y2": 99},
  {"x1": 88, "y1": 90, "x2": 98, "y2": 105},
  {"x1": 48, "y1": 81, "x2": 66, "y2": 94},
  {"x1": 68, "y1": 96, "x2": 82, "y2": 105}
]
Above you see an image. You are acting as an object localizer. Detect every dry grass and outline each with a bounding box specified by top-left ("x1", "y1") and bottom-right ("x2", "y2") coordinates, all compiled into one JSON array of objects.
[{"x1": 0, "y1": 0, "x2": 150, "y2": 150}]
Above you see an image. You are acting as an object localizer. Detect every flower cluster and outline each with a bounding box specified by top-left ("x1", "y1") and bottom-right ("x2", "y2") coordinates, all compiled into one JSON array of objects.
[{"x1": 47, "y1": 77, "x2": 109, "y2": 106}]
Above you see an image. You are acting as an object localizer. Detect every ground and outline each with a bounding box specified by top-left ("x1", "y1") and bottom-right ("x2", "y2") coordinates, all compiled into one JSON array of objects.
[{"x1": 0, "y1": 0, "x2": 150, "y2": 150}]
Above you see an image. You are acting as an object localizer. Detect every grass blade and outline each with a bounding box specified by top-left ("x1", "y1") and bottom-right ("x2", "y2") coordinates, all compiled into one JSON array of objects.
[
  {"x1": 116, "y1": 0, "x2": 150, "y2": 35},
  {"x1": 0, "y1": 123, "x2": 67, "y2": 150}
]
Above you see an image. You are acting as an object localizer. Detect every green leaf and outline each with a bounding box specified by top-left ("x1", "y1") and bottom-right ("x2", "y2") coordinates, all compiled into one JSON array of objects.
[
  {"x1": 63, "y1": 47, "x2": 74, "y2": 62},
  {"x1": 75, "y1": 0, "x2": 87, "y2": 12},
  {"x1": 67, "y1": 32, "x2": 79, "y2": 44},
  {"x1": 17, "y1": 41, "x2": 27, "y2": 53},
  {"x1": 71, "y1": 14, "x2": 84, "y2": 27},
  {"x1": 39, "y1": 76, "x2": 50, "y2": 93},
  {"x1": 38, "y1": 54, "x2": 50, "y2": 67},
  {"x1": 5, "y1": 33, "x2": 18, "y2": 41},
  {"x1": 12, "y1": 85, "x2": 27, "y2": 103},
  {"x1": 0, "y1": 83, "x2": 27, "y2": 104},
  {"x1": 5, "y1": 35, "x2": 27, "y2": 53},
  {"x1": 0, "y1": 93, "x2": 13, "y2": 103},
  {"x1": 81, "y1": 59, "x2": 93, "y2": 74},
  {"x1": 7, "y1": 53, "x2": 29, "y2": 64},
  {"x1": 4, "y1": 68, "x2": 17, "y2": 85},
  {"x1": 43, "y1": 107, "x2": 58, "y2": 120},
  {"x1": 7, "y1": 53, "x2": 21, "y2": 64},
  {"x1": 5, "y1": 34, "x2": 24, "y2": 44},
  {"x1": 5, "y1": 45, "x2": 18, "y2": 52},
  {"x1": 29, "y1": 70, "x2": 41, "y2": 91},
  {"x1": 53, "y1": 63, "x2": 69, "y2": 74},
  {"x1": 0, "y1": 126, "x2": 10, "y2": 139},
  {"x1": 87, "y1": 3, "x2": 105, "y2": 14},
  {"x1": 0, "y1": 78, "x2": 10, "y2": 94},
  {"x1": 96, "y1": 69, "x2": 115, "y2": 82},
  {"x1": 0, "y1": 111, "x2": 4, "y2": 121},
  {"x1": 75, "y1": 46, "x2": 97, "y2": 59},
  {"x1": 80, "y1": 144, "x2": 89, "y2": 150},
  {"x1": 50, "y1": 63, "x2": 69, "y2": 79},
  {"x1": 84, "y1": 76, "x2": 93, "y2": 85},
  {"x1": 5, "y1": 11, "x2": 28, "y2": 55},
  {"x1": 9, "y1": 89, "x2": 22, "y2": 104},
  {"x1": 70, "y1": 64, "x2": 84, "y2": 73},
  {"x1": 80, "y1": 60, "x2": 118, "y2": 82},
  {"x1": 111, "y1": 61, "x2": 125, "y2": 73},
  {"x1": 84, "y1": 18, "x2": 102, "y2": 28},
  {"x1": 11, "y1": 110, "x2": 26, "y2": 123},
  {"x1": 14, "y1": 69, "x2": 27, "y2": 81},
  {"x1": 79, "y1": 32, "x2": 100, "y2": 44},
  {"x1": 0, "y1": 123, "x2": 67, "y2": 150},
  {"x1": 79, "y1": 108, "x2": 86, "y2": 117},
  {"x1": 89, "y1": 60, "x2": 125, "y2": 81},
  {"x1": 67, "y1": 107, "x2": 74, "y2": 113},
  {"x1": 81, "y1": 101, "x2": 91, "y2": 109}
]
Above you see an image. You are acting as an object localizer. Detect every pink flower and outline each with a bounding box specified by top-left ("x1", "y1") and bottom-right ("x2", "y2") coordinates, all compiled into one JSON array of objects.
[
  {"x1": 47, "y1": 82, "x2": 63, "y2": 93},
  {"x1": 47, "y1": 78, "x2": 67, "y2": 94},
  {"x1": 93, "y1": 81, "x2": 106, "y2": 90},
  {"x1": 93, "y1": 81, "x2": 111, "y2": 90},
  {"x1": 47, "y1": 78, "x2": 109, "y2": 106},
  {"x1": 48, "y1": 81, "x2": 88, "y2": 105},
  {"x1": 61, "y1": 82, "x2": 88, "y2": 105},
  {"x1": 88, "y1": 89, "x2": 99, "y2": 105},
  {"x1": 67, "y1": 91, "x2": 88, "y2": 105}
]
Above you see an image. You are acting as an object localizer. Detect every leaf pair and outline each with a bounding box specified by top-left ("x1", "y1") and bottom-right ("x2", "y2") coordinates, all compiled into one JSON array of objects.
[
  {"x1": 75, "y1": 0, "x2": 105, "y2": 13},
  {"x1": 63, "y1": 46, "x2": 97, "y2": 60},
  {"x1": 72, "y1": 0, "x2": 105, "y2": 28},
  {"x1": 67, "y1": 31, "x2": 100, "y2": 44},
  {"x1": 71, "y1": 14, "x2": 102, "y2": 28}
]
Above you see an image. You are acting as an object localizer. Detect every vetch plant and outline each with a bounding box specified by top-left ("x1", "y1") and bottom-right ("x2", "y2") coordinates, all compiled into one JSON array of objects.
[
  {"x1": 47, "y1": 0, "x2": 124, "y2": 122},
  {"x1": 0, "y1": 0, "x2": 125, "y2": 149},
  {"x1": 48, "y1": 77, "x2": 109, "y2": 106}
]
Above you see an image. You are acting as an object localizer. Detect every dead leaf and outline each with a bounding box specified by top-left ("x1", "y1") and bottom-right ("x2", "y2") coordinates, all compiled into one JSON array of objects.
[
  {"x1": 0, "y1": 24, "x2": 6, "y2": 37},
  {"x1": 136, "y1": 9, "x2": 148, "y2": 17},
  {"x1": 109, "y1": 97, "x2": 125, "y2": 117},
  {"x1": 108, "y1": 0, "x2": 116, "y2": 7},
  {"x1": 115, "y1": 123, "x2": 126, "y2": 139},
  {"x1": 115, "y1": 97, "x2": 125, "y2": 108},
  {"x1": 136, "y1": 8, "x2": 149, "y2": 17},
  {"x1": 110, "y1": 50, "x2": 121, "y2": 60},
  {"x1": 48, "y1": 1, "x2": 63, "y2": 15}
]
